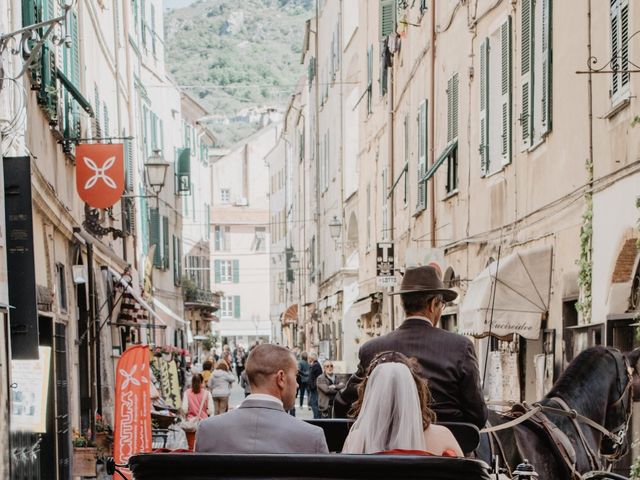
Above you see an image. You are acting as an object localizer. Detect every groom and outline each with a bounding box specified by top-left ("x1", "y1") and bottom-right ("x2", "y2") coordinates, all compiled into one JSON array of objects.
[{"x1": 334, "y1": 265, "x2": 488, "y2": 429}]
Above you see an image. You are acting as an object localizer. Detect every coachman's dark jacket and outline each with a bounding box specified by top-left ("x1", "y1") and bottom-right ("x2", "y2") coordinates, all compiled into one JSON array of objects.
[{"x1": 334, "y1": 317, "x2": 488, "y2": 429}]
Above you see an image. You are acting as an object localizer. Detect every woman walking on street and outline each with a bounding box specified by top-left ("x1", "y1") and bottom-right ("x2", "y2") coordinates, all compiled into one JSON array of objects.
[
  {"x1": 208, "y1": 360, "x2": 236, "y2": 414},
  {"x1": 180, "y1": 373, "x2": 214, "y2": 451},
  {"x1": 298, "y1": 352, "x2": 310, "y2": 408}
]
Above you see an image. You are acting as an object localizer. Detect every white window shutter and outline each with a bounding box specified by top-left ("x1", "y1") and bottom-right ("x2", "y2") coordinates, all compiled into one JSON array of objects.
[
  {"x1": 540, "y1": 0, "x2": 552, "y2": 134},
  {"x1": 501, "y1": 17, "x2": 512, "y2": 166},
  {"x1": 521, "y1": 0, "x2": 533, "y2": 149},
  {"x1": 480, "y1": 38, "x2": 489, "y2": 176}
]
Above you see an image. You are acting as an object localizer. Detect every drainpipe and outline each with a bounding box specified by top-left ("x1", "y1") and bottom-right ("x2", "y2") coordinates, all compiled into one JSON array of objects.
[
  {"x1": 429, "y1": 2, "x2": 436, "y2": 248},
  {"x1": 389, "y1": 47, "x2": 396, "y2": 330},
  {"x1": 314, "y1": 0, "x2": 320, "y2": 352}
]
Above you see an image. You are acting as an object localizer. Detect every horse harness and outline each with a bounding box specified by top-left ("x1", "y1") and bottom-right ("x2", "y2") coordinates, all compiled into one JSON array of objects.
[{"x1": 481, "y1": 351, "x2": 634, "y2": 479}]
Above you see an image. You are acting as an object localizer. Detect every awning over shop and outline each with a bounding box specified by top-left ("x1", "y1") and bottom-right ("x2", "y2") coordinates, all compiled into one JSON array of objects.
[
  {"x1": 458, "y1": 245, "x2": 552, "y2": 340},
  {"x1": 348, "y1": 295, "x2": 375, "y2": 318},
  {"x1": 283, "y1": 304, "x2": 298, "y2": 324},
  {"x1": 109, "y1": 267, "x2": 166, "y2": 326}
]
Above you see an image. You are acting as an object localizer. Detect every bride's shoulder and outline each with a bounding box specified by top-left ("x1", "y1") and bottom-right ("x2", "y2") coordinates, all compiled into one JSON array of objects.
[{"x1": 423, "y1": 424, "x2": 463, "y2": 457}]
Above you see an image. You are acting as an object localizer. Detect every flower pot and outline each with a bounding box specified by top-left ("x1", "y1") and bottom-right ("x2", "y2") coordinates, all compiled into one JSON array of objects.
[
  {"x1": 73, "y1": 447, "x2": 97, "y2": 477},
  {"x1": 95, "y1": 431, "x2": 112, "y2": 454}
]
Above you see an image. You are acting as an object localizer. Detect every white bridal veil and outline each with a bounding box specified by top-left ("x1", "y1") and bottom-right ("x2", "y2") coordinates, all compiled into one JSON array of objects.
[{"x1": 342, "y1": 362, "x2": 426, "y2": 453}]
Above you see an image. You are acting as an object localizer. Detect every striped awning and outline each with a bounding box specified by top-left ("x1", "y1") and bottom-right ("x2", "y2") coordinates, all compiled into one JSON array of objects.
[{"x1": 283, "y1": 304, "x2": 298, "y2": 324}]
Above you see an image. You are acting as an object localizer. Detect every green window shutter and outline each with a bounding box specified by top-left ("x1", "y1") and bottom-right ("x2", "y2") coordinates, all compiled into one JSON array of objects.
[
  {"x1": 479, "y1": 37, "x2": 489, "y2": 176},
  {"x1": 233, "y1": 296, "x2": 241, "y2": 319},
  {"x1": 214, "y1": 259, "x2": 221, "y2": 283},
  {"x1": 205, "y1": 204, "x2": 210, "y2": 240},
  {"x1": 447, "y1": 77, "x2": 453, "y2": 143},
  {"x1": 500, "y1": 17, "x2": 512, "y2": 166},
  {"x1": 103, "y1": 103, "x2": 109, "y2": 138},
  {"x1": 214, "y1": 226, "x2": 221, "y2": 251},
  {"x1": 417, "y1": 100, "x2": 427, "y2": 210},
  {"x1": 452, "y1": 73, "x2": 459, "y2": 141},
  {"x1": 140, "y1": 0, "x2": 146, "y2": 46},
  {"x1": 540, "y1": 0, "x2": 552, "y2": 134},
  {"x1": 380, "y1": 44, "x2": 388, "y2": 96},
  {"x1": 173, "y1": 235, "x2": 179, "y2": 285},
  {"x1": 70, "y1": 11, "x2": 80, "y2": 86},
  {"x1": 176, "y1": 147, "x2": 191, "y2": 193},
  {"x1": 162, "y1": 216, "x2": 170, "y2": 270},
  {"x1": 232, "y1": 259, "x2": 239, "y2": 283},
  {"x1": 178, "y1": 239, "x2": 183, "y2": 285},
  {"x1": 150, "y1": 207, "x2": 161, "y2": 267},
  {"x1": 521, "y1": 0, "x2": 532, "y2": 148},
  {"x1": 379, "y1": 0, "x2": 396, "y2": 39},
  {"x1": 150, "y1": 3, "x2": 157, "y2": 55},
  {"x1": 22, "y1": 0, "x2": 37, "y2": 27}
]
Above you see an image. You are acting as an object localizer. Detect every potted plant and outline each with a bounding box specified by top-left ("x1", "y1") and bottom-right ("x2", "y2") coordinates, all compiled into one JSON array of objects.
[
  {"x1": 94, "y1": 414, "x2": 113, "y2": 454},
  {"x1": 72, "y1": 428, "x2": 97, "y2": 477}
]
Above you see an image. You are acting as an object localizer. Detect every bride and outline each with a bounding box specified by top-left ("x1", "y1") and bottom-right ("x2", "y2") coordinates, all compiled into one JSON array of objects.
[{"x1": 342, "y1": 351, "x2": 463, "y2": 456}]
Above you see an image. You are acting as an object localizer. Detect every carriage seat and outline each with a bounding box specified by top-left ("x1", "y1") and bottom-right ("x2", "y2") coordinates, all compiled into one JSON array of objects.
[
  {"x1": 304, "y1": 419, "x2": 480, "y2": 455},
  {"x1": 128, "y1": 453, "x2": 493, "y2": 480}
]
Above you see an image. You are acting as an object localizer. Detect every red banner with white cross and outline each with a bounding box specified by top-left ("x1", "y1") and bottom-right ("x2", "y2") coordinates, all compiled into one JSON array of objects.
[{"x1": 75, "y1": 143, "x2": 125, "y2": 208}]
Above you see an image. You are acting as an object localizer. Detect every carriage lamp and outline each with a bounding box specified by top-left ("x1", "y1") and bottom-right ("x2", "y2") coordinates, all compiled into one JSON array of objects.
[
  {"x1": 511, "y1": 459, "x2": 538, "y2": 479},
  {"x1": 145, "y1": 149, "x2": 170, "y2": 195}
]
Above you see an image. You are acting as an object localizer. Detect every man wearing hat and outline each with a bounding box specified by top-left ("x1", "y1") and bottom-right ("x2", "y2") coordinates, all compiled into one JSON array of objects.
[{"x1": 334, "y1": 265, "x2": 487, "y2": 428}]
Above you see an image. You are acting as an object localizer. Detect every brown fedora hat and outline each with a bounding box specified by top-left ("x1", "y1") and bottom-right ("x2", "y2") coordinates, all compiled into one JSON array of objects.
[{"x1": 388, "y1": 265, "x2": 458, "y2": 302}]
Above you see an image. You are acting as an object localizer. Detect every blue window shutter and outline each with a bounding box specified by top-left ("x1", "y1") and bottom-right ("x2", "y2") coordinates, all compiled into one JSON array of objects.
[
  {"x1": 232, "y1": 260, "x2": 239, "y2": 283},
  {"x1": 233, "y1": 296, "x2": 241, "y2": 319},
  {"x1": 214, "y1": 259, "x2": 221, "y2": 283}
]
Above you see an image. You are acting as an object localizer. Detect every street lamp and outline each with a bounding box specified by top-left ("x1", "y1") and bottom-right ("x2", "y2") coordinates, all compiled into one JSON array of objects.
[
  {"x1": 329, "y1": 215, "x2": 342, "y2": 240},
  {"x1": 145, "y1": 149, "x2": 170, "y2": 195}
]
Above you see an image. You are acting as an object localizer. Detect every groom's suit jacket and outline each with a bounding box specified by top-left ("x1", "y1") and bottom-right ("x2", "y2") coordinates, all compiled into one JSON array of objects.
[
  {"x1": 335, "y1": 317, "x2": 488, "y2": 428},
  {"x1": 195, "y1": 398, "x2": 329, "y2": 454}
]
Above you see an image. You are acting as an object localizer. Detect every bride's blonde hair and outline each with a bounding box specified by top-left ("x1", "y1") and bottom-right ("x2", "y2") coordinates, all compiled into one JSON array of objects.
[{"x1": 349, "y1": 351, "x2": 437, "y2": 430}]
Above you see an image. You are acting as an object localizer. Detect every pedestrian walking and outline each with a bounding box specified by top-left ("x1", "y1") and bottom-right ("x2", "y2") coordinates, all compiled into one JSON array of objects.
[
  {"x1": 233, "y1": 345, "x2": 247, "y2": 381},
  {"x1": 180, "y1": 373, "x2": 214, "y2": 451},
  {"x1": 297, "y1": 352, "x2": 310, "y2": 408},
  {"x1": 201, "y1": 360, "x2": 213, "y2": 387},
  {"x1": 240, "y1": 369, "x2": 251, "y2": 397},
  {"x1": 316, "y1": 360, "x2": 344, "y2": 418},
  {"x1": 208, "y1": 361, "x2": 236, "y2": 415},
  {"x1": 307, "y1": 352, "x2": 322, "y2": 419}
]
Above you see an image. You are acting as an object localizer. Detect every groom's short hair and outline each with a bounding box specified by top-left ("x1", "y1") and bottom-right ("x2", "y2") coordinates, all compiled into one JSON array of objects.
[{"x1": 246, "y1": 344, "x2": 296, "y2": 388}]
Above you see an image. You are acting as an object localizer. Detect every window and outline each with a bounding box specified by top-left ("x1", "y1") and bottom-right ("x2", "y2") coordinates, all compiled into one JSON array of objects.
[
  {"x1": 175, "y1": 147, "x2": 191, "y2": 194},
  {"x1": 403, "y1": 114, "x2": 410, "y2": 206},
  {"x1": 150, "y1": 3, "x2": 156, "y2": 56},
  {"x1": 416, "y1": 100, "x2": 428, "y2": 211},
  {"x1": 521, "y1": 0, "x2": 551, "y2": 148},
  {"x1": 220, "y1": 189, "x2": 230, "y2": 204},
  {"x1": 446, "y1": 146, "x2": 458, "y2": 193},
  {"x1": 173, "y1": 236, "x2": 182, "y2": 286},
  {"x1": 254, "y1": 227, "x2": 266, "y2": 252},
  {"x1": 382, "y1": 168, "x2": 389, "y2": 240},
  {"x1": 220, "y1": 296, "x2": 233, "y2": 318},
  {"x1": 220, "y1": 260, "x2": 232, "y2": 283},
  {"x1": 214, "y1": 226, "x2": 230, "y2": 251},
  {"x1": 56, "y1": 263, "x2": 67, "y2": 313},
  {"x1": 610, "y1": 0, "x2": 630, "y2": 104},
  {"x1": 480, "y1": 17, "x2": 512, "y2": 175}
]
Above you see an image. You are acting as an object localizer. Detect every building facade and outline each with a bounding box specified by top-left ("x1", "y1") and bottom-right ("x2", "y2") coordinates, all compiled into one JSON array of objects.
[
  {"x1": 211, "y1": 124, "x2": 279, "y2": 349},
  {"x1": 284, "y1": 3, "x2": 639, "y2": 466}
]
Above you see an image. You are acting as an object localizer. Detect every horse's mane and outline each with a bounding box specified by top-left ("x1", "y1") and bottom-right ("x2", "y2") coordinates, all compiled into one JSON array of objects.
[
  {"x1": 545, "y1": 346, "x2": 617, "y2": 400},
  {"x1": 545, "y1": 346, "x2": 618, "y2": 404}
]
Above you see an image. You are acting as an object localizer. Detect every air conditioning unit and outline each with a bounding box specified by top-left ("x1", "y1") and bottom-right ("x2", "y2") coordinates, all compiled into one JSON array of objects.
[{"x1": 235, "y1": 197, "x2": 248, "y2": 206}]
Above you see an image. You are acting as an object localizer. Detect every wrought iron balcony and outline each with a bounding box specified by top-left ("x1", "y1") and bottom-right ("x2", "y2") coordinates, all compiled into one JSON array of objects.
[{"x1": 184, "y1": 288, "x2": 220, "y2": 310}]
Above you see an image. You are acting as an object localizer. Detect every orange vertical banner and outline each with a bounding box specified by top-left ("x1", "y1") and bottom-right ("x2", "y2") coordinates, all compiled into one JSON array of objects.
[{"x1": 114, "y1": 345, "x2": 152, "y2": 478}]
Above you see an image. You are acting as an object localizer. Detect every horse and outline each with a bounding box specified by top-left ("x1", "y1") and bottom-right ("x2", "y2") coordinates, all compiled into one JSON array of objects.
[{"x1": 476, "y1": 346, "x2": 640, "y2": 479}]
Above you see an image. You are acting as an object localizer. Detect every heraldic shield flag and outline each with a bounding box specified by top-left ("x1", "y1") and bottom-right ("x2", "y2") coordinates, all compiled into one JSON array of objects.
[
  {"x1": 114, "y1": 345, "x2": 152, "y2": 479},
  {"x1": 75, "y1": 143, "x2": 125, "y2": 209}
]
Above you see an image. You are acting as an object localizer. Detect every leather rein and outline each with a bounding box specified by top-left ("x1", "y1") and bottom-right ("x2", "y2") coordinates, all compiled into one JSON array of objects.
[{"x1": 481, "y1": 350, "x2": 634, "y2": 476}]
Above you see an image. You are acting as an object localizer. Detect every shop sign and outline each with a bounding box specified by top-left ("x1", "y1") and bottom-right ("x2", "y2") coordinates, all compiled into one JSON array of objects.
[
  {"x1": 75, "y1": 143, "x2": 125, "y2": 209},
  {"x1": 10, "y1": 346, "x2": 51, "y2": 432},
  {"x1": 376, "y1": 242, "x2": 396, "y2": 287},
  {"x1": 114, "y1": 345, "x2": 152, "y2": 479}
]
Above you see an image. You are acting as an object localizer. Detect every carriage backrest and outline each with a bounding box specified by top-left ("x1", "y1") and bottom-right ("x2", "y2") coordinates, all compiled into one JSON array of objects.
[
  {"x1": 304, "y1": 419, "x2": 480, "y2": 454},
  {"x1": 128, "y1": 453, "x2": 493, "y2": 480}
]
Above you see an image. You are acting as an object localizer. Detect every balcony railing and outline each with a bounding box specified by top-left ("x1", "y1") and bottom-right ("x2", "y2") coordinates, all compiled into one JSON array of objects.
[{"x1": 184, "y1": 288, "x2": 220, "y2": 309}]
